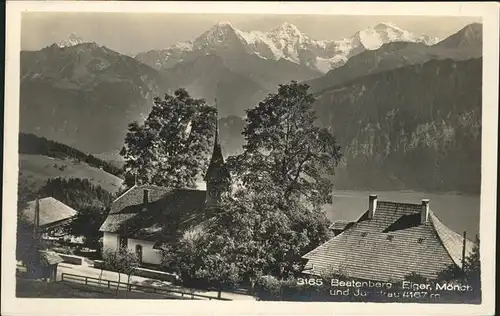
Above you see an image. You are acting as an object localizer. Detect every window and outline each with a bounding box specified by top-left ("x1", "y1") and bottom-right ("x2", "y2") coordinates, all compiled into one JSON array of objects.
[
  {"x1": 135, "y1": 245, "x2": 143, "y2": 264},
  {"x1": 119, "y1": 236, "x2": 128, "y2": 249}
]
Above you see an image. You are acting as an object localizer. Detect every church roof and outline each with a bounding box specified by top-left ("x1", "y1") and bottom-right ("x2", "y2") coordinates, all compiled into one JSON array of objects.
[
  {"x1": 203, "y1": 111, "x2": 230, "y2": 182},
  {"x1": 302, "y1": 200, "x2": 475, "y2": 282},
  {"x1": 99, "y1": 185, "x2": 208, "y2": 242},
  {"x1": 204, "y1": 142, "x2": 230, "y2": 182}
]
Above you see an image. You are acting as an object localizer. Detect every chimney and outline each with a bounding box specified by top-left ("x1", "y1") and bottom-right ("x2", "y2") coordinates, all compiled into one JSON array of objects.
[
  {"x1": 421, "y1": 199, "x2": 430, "y2": 224},
  {"x1": 143, "y1": 189, "x2": 149, "y2": 205},
  {"x1": 368, "y1": 194, "x2": 377, "y2": 219}
]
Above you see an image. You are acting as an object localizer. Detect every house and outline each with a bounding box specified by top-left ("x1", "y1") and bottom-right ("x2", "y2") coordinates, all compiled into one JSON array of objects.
[
  {"x1": 20, "y1": 197, "x2": 77, "y2": 233},
  {"x1": 99, "y1": 124, "x2": 230, "y2": 266},
  {"x1": 302, "y1": 195, "x2": 475, "y2": 282},
  {"x1": 19, "y1": 197, "x2": 66, "y2": 282},
  {"x1": 26, "y1": 250, "x2": 64, "y2": 282}
]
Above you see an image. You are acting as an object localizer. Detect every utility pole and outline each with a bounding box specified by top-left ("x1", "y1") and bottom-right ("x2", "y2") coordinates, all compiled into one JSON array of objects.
[{"x1": 33, "y1": 198, "x2": 40, "y2": 239}]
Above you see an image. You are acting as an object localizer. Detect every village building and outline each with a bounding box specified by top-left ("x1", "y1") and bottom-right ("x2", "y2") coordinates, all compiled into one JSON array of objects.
[
  {"x1": 19, "y1": 197, "x2": 70, "y2": 282},
  {"x1": 302, "y1": 195, "x2": 475, "y2": 282},
  {"x1": 21, "y1": 197, "x2": 77, "y2": 234},
  {"x1": 99, "y1": 123, "x2": 230, "y2": 266}
]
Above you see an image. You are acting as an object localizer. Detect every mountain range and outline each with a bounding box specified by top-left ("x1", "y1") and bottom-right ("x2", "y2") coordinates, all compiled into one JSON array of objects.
[
  {"x1": 135, "y1": 21, "x2": 439, "y2": 74},
  {"x1": 19, "y1": 21, "x2": 483, "y2": 193}
]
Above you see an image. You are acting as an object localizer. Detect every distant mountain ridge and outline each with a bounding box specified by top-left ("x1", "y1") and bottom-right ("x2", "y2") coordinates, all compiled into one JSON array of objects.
[
  {"x1": 20, "y1": 42, "x2": 168, "y2": 153},
  {"x1": 135, "y1": 21, "x2": 439, "y2": 74},
  {"x1": 305, "y1": 23, "x2": 482, "y2": 94},
  {"x1": 313, "y1": 57, "x2": 482, "y2": 194}
]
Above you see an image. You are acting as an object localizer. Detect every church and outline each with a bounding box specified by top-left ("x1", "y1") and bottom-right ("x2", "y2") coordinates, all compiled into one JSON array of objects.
[{"x1": 99, "y1": 119, "x2": 230, "y2": 266}]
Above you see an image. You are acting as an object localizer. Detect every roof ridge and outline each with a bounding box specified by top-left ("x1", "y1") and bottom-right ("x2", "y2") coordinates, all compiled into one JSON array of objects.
[
  {"x1": 377, "y1": 201, "x2": 421, "y2": 207},
  {"x1": 174, "y1": 188, "x2": 205, "y2": 192},
  {"x1": 112, "y1": 184, "x2": 138, "y2": 203},
  {"x1": 429, "y1": 210, "x2": 475, "y2": 268},
  {"x1": 28, "y1": 196, "x2": 56, "y2": 203}
]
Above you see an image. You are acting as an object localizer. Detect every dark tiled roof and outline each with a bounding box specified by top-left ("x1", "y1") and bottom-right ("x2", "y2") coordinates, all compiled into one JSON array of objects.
[
  {"x1": 39, "y1": 250, "x2": 64, "y2": 266},
  {"x1": 99, "y1": 185, "x2": 208, "y2": 243},
  {"x1": 21, "y1": 197, "x2": 77, "y2": 228},
  {"x1": 109, "y1": 184, "x2": 170, "y2": 215},
  {"x1": 329, "y1": 220, "x2": 353, "y2": 231},
  {"x1": 302, "y1": 201, "x2": 475, "y2": 282}
]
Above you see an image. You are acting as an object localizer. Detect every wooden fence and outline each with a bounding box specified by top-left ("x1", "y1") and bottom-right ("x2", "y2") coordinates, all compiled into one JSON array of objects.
[{"x1": 61, "y1": 273, "x2": 231, "y2": 300}]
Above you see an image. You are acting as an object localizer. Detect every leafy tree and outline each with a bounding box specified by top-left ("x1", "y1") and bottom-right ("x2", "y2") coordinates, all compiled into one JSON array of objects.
[
  {"x1": 17, "y1": 172, "x2": 37, "y2": 211},
  {"x1": 229, "y1": 81, "x2": 342, "y2": 207},
  {"x1": 160, "y1": 224, "x2": 240, "y2": 299},
  {"x1": 67, "y1": 206, "x2": 108, "y2": 251},
  {"x1": 16, "y1": 174, "x2": 43, "y2": 265},
  {"x1": 102, "y1": 248, "x2": 140, "y2": 296},
  {"x1": 161, "y1": 82, "x2": 339, "y2": 294},
  {"x1": 225, "y1": 81, "x2": 338, "y2": 279},
  {"x1": 120, "y1": 88, "x2": 216, "y2": 188}
]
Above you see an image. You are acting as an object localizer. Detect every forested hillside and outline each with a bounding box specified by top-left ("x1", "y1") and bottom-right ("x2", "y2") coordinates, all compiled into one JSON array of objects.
[
  {"x1": 314, "y1": 58, "x2": 481, "y2": 194},
  {"x1": 19, "y1": 133, "x2": 122, "y2": 177}
]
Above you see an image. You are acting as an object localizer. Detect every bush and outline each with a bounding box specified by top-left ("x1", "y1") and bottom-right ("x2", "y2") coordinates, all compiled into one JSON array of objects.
[
  {"x1": 255, "y1": 275, "x2": 323, "y2": 301},
  {"x1": 51, "y1": 246, "x2": 75, "y2": 255}
]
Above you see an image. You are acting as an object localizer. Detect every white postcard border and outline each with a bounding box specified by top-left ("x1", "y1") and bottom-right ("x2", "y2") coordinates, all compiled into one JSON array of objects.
[{"x1": 2, "y1": 2, "x2": 498, "y2": 315}]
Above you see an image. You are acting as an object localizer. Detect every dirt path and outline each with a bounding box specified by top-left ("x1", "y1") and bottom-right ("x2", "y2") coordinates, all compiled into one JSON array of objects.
[{"x1": 56, "y1": 263, "x2": 256, "y2": 300}]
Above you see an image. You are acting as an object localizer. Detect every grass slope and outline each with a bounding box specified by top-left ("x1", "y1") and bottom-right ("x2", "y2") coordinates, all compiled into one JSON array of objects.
[{"x1": 19, "y1": 154, "x2": 123, "y2": 194}]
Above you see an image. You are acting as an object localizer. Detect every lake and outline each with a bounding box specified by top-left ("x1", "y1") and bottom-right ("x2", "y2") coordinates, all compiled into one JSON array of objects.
[{"x1": 323, "y1": 190, "x2": 480, "y2": 238}]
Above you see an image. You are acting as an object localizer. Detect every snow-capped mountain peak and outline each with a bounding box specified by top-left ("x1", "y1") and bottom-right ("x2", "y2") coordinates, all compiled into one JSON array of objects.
[
  {"x1": 215, "y1": 21, "x2": 234, "y2": 28},
  {"x1": 272, "y1": 22, "x2": 302, "y2": 35},
  {"x1": 58, "y1": 33, "x2": 85, "y2": 48},
  {"x1": 193, "y1": 21, "x2": 240, "y2": 48},
  {"x1": 135, "y1": 21, "x2": 441, "y2": 74},
  {"x1": 355, "y1": 22, "x2": 439, "y2": 49}
]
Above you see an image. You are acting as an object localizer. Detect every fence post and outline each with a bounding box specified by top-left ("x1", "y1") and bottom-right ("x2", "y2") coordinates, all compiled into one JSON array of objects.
[
  {"x1": 85, "y1": 277, "x2": 88, "y2": 285},
  {"x1": 108, "y1": 280, "x2": 110, "y2": 288}
]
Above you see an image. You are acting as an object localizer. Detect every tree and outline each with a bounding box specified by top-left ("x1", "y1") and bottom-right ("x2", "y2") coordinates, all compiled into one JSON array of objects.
[
  {"x1": 229, "y1": 81, "x2": 342, "y2": 208},
  {"x1": 38, "y1": 177, "x2": 113, "y2": 210},
  {"x1": 120, "y1": 88, "x2": 216, "y2": 188},
  {"x1": 67, "y1": 206, "x2": 108, "y2": 251},
  {"x1": 160, "y1": 224, "x2": 240, "y2": 299},
  {"x1": 225, "y1": 81, "x2": 339, "y2": 277},
  {"x1": 159, "y1": 82, "x2": 339, "y2": 294},
  {"x1": 16, "y1": 174, "x2": 43, "y2": 265},
  {"x1": 102, "y1": 248, "x2": 140, "y2": 296}
]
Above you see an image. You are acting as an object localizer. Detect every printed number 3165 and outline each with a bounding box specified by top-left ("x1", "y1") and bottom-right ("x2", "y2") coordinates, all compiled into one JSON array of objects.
[{"x1": 297, "y1": 278, "x2": 323, "y2": 286}]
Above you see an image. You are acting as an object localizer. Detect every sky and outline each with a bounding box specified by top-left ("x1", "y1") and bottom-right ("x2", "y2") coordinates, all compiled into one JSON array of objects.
[{"x1": 21, "y1": 13, "x2": 481, "y2": 56}]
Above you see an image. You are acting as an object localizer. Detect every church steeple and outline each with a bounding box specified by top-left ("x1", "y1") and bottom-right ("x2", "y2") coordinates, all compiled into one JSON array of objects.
[{"x1": 204, "y1": 99, "x2": 230, "y2": 207}]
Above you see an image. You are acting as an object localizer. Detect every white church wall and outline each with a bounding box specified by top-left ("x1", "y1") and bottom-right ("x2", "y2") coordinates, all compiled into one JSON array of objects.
[{"x1": 126, "y1": 238, "x2": 162, "y2": 265}]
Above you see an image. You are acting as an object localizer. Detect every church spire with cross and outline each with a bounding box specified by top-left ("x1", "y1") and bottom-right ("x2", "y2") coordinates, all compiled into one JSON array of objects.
[{"x1": 204, "y1": 99, "x2": 230, "y2": 207}]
